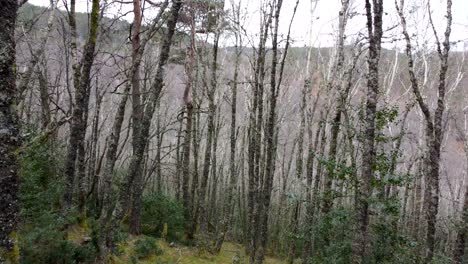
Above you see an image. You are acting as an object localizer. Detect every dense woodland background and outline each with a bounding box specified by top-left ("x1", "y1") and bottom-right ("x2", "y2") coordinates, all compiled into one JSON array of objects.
[{"x1": 1, "y1": 0, "x2": 468, "y2": 263}]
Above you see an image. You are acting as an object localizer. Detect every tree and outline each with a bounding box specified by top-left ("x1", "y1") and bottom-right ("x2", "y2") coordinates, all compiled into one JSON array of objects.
[
  {"x1": 352, "y1": 0, "x2": 383, "y2": 262},
  {"x1": 0, "y1": 0, "x2": 20, "y2": 262},
  {"x1": 62, "y1": 0, "x2": 101, "y2": 214},
  {"x1": 213, "y1": 0, "x2": 242, "y2": 252},
  {"x1": 454, "y1": 107, "x2": 468, "y2": 263},
  {"x1": 253, "y1": 0, "x2": 297, "y2": 262},
  {"x1": 395, "y1": 0, "x2": 453, "y2": 261},
  {"x1": 101, "y1": 0, "x2": 183, "y2": 256}
]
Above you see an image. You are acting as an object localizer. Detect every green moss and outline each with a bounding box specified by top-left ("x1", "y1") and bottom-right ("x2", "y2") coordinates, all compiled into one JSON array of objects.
[
  {"x1": 109, "y1": 236, "x2": 285, "y2": 264},
  {"x1": 2, "y1": 232, "x2": 20, "y2": 264}
]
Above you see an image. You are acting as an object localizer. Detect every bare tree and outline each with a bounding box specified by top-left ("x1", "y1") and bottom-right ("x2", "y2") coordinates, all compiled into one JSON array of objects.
[
  {"x1": 352, "y1": 0, "x2": 384, "y2": 262},
  {"x1": 453, "y1": 107, "x2": 468, "y2": 263},
  {"x1": 63, "y1": 0, "x2": 101, "y2": 212},
  {"x1": 101, "y1": 0, "x2": 183, "y2": 256},
  {"x1": 395, "y1": 0, "x2": 453, "y2": 261},
  {"x1": 214, "y1": 0, "x2": 242, "y2": 252}
]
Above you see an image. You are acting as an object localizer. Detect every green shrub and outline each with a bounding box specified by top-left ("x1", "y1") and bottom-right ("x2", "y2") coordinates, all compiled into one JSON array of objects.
[
  {"x1": 141, "y1": 193, "x2": 184, "y2": 241},
  {"x1": 18, "y1": 136, "x2": 98, "y2": 263},
  {"x1": 18, "y1": 196, "x2": 97, "y2": 264},
  {"x1": 19, "y1": 137, "x2": 63, "y2": 221},
  {"x1": 133, "y1": 237, "x2": 163, "y2": 259}
]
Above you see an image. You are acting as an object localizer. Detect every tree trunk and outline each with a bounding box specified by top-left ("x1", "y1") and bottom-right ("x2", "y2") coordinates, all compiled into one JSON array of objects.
[
  {"x1": 321, "y1": 0, "x2": 350, "y2": 218},
  {"x1": 182, "y1": 103, "x2": 194, "y2": 240},
  {"x1": 247, "y1": 5, "x2": 271, "y2": 261},
  {"x1": 183, "y1": 4, "x2": 196, "y2": 240},
  {"x1": 214, "y1": 27, "x2": 241, "y2": 251},
  {"x1": 97, "y1": 82, "x2": 129, "y2": 261},
  {"x1": 287, "y1": 42, "x2": 308, "y2": 262},
  {"x1": 128, "y1": 0, "x2": 144, "y2": 235},
  {"x1": 198, "y1": 31, "x2": 219, "y2": 235},
  {"x1": 255, "y1": 2, "x2": 284, "y2": 263},
  {"x1": 18, "y1": 0, "x2": 58, "y2": 100},
  {"x1": 175, "y1": 117, "x2": 183, "y2": 200},
  {"x1": 0, "y1": 0, "x2": 20, "y2": 262},
  {"x1": 102, "y1": 0, "x2": 182, "y2": 254},
  {"x1": 302, "y1": 111, "x2": 325, "y2": 261},
  {"x1": 396, "y1": 1, "x2": 452, "y2": 261},
  {"x1": 351, "y1": 0, "x2": 383, "y2": 262},
  {"x1": 63, "y1": 0, "x2": 100, "y2": 211},
  {"x1": 37, "y1": 68, "x2": 52, "y2": 128},
  {"x1": 454, "y1": 168, "x2": 468, "y2": 263}
]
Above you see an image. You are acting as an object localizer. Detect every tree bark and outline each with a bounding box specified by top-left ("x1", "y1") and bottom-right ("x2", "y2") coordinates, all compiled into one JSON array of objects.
[
  {"x1": 63, "y1": 0, "x2": 100, "y2": 212},
  {"x1": 103, "y1": 0, "x2": 182, "y2": 254},
  {"x1": 198, "y1": 31, "x2": 220, "y2": 236},
  {"x1": 213, "y1": 19, "x2": 241, "y2": 252},
  {"x1": 321, "y1": 0, "x2": 350, "y2": 218},
  {"x1": 128, "y1": 0, "x2": 144, "y2": 235},
  {"x1": 396, "y1": 0, "x2": 452, "y2": 261},
  {"x1": 255, "y1": 1, "x2": 285, "y2": 263},
  {"x1": 183, "y1": 3, "x2": 196, "y2": 240},
  {"x1": 97, "y1": 83, "x2": 129, "y2": 260},
  {"x1": 0, "y1": 0, "x2": 20, "y2": 262},
  {"x1": 247, "y1": 5, "x2": 272, "y2": 261},
  {"x1": 351, "y1": 0, "x2": 383, "y2": 262}
]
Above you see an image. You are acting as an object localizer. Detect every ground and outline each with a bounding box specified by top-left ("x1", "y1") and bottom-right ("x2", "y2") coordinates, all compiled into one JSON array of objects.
[
  {"x1": 114, "y1": 239, "x2": 284, "y2": 264},
  {"x1": 68, "y1": 226, "x2": 286, "y2": 264}
]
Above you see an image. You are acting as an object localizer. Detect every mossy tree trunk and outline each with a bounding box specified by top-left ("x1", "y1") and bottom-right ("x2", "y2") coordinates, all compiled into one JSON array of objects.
[
  {"x1": 63, "y1": 0, "x2": 101, "y2": 213},
  {"x1": 0, "y1": 0, "x2": 20, "y2": 262}
]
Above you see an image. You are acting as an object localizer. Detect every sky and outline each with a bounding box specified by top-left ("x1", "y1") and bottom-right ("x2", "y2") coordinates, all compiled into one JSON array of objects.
[{"x1": 28, "y1": 0, "x2": 468, "y2": 50}]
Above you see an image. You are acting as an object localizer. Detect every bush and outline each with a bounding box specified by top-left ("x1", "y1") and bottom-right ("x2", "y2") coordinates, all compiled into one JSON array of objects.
[
  {"x1": 19, "y1": 137, "x2": 63, "y2": 221},
  {"x1": 18, "y1": 137, "x2": 98, "y2": 263},
  {"x1": 133, "y1": 237, "x2": 163, "y2": 259},
  {"x1": 141, "y1": 193, "x2": 184, "y2": 241}
]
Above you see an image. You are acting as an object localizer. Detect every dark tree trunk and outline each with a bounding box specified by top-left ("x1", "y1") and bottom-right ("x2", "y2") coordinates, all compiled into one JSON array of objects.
[
  {"x1": 424, "y1": 1, "x2": 451, "y2": 260},
  {"x1": 86, "y1": 87, "x2": 103, "y2": 211},
  {"x1": 0, "y1": 0, "x2": 20, "y2": 262},
  {"x1": 198, "y1": 31, "x2": 219, "y2": 235},
  {"x1": 128, "y1": 0, "x2": 144, "y2": 235},
  {"x1": 302, "y1": 111, "x2": 325, "y2": 261},
  {"x1": 247, "y1": 6, "x2": 271, "y2": 261},
  {"x1": 102, "y1": 0, "x2": 182, "y2": 254},
  {"x1": 287, "y1": 38, "x2": 308, "y2": 262},
  {"x1": 175, "y1": 117, "x2": 183, "y2": 200},
  {"x1": 396, "y1": 1, "x2": 452, "y2": 261},
  {"x1": 37, "y1": 69, "x2": 52, "y2": 128},
  {"x1": 97, "y1": 85, "x2": 130, "y2": 261},
  {"x1": 351, "y1": 0, "x2": 383, "y2": 262},
  {"x1": 182, "y1": 104, "x2": 194, "y2": 239},
  {"x1": 183, "y1": 4, "x2": 196, "y2": 240},
  {"x1": 63, "y1": 0, "x2": 100, "y2": 211},
  {"x1": 321, "y1": 0, "x2": 350, "y2": 218},
  {"x1": 255, "y1": 1, "x2": 285, "y2": 263},
  {"x1": 213, "y1": 23, "x2": 241, "y2": 252}
]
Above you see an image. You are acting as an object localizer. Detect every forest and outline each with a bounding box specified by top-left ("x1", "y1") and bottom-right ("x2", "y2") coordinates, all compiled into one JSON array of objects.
[{"x1": 0, "y1": 0, "x2": 467, "y2": 263}]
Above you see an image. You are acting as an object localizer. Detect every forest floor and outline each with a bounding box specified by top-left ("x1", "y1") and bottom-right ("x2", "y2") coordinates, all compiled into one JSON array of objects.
[{"x1": 68, "y1": 225, "x2": 286, "y2": 264}]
